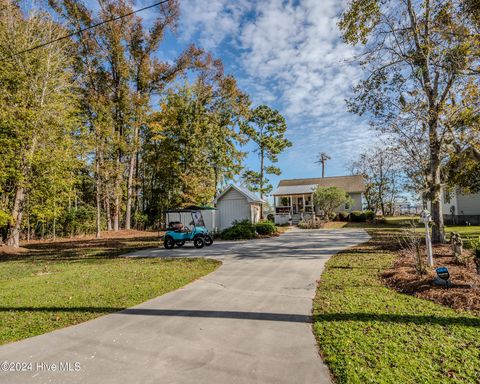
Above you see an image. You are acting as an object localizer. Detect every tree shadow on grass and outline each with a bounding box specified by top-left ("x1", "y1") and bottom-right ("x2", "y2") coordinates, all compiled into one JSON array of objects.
[
  {"x1": 313, "y1": 312, "x2": 480, "y2": 327},
  {"x1": 0, "y1": 236, "x2": 161, "y2": 263},
  {"x1": 1, "y1": 307, "x2": 479, "y2": 327}
]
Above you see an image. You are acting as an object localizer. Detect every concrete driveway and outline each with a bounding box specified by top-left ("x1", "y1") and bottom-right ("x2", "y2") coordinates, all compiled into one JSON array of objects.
[{"x1": 0, "y1": 228, "x2": 369, "y2": 384}]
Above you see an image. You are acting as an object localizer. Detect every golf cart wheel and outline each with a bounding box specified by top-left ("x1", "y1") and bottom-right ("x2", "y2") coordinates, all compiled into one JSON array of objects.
[
  {"x1": 204, "y1": 235, "x2": 213, "y2": 246},
  {"x1": 193, "y1": 237, "x2": 205, "y2": 249},
  {"x1": 163, "y1": 236, "x2": 175, "y2": 249},
  {"x1": 175, "y1": 240, "x2": 185, "y2": 247}
]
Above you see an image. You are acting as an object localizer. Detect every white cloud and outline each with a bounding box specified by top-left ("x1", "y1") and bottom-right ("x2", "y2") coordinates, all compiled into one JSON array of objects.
[
  {"x1": 178, "y1": 0, "x2": 374, "y2": 176},
  {"x1": 179, "y1": 0, "x2": 251, "y2": 49}
]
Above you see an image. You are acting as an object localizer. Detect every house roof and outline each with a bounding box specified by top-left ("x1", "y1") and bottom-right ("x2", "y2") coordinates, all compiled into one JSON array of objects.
[
  {"x1": 272, "y1": 175, "x2": 365, "y2": 196},
  {"x1": 214, "y1": 184, "x2": 266, "y2": 204}
]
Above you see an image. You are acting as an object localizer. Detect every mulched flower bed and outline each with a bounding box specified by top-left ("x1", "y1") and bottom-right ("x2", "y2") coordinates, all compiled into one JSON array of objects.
[{"x1": 382, "y1": 244, "x2": 480, "y2": 315}]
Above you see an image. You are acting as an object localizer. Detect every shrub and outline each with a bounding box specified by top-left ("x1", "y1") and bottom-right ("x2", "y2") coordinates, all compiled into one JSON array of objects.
[
  {"x1": 328, "y1": 212, "x2": 337, "y2": 221},
  {"x1": 350, "y1": 211, "x2": 367, "y2": 222},
  {"x1": 313, "y1": 186, "x2": 352, "y2": 220},
  {"x1": 338, "y1": 211, "x2": 349, "y2": 221},
  {"x1": 364, "y1": 210, "x2": 375, "y2": 221},
  {"x1": 255, "y1": 221, "x2": 277, "y2": 235},
  {"x1": 374, "y1": 215, "x2": 386, "y2": 224},
  {"x1": 298, "y1": 217, "x2": 325, "y2": 229},
  {"x1": 469, "y1": 236, "x2": 480, "y2": 258},
  {"x1": 220, "y1": 220, "x2": 256, "y2": 240},
  {"x1": 266, "y1": 214, "x2": 275, "y2": 222},
  {"x1": 60, "y1": 206, "x2": 98, "y2": 236}
]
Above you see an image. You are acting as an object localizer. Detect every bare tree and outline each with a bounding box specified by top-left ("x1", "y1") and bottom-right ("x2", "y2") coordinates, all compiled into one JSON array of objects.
[
  {"x1": 339, "y1": 0, "x2": 480, "y2": 243},
  {"x1": 351, "y1": 146, "x2": 403, "y2": 215}
]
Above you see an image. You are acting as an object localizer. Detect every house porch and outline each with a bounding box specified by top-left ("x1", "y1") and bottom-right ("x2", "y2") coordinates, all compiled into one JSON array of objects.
[{"x1": 273, "y1": 194, "x2": 315, "y2": 224}]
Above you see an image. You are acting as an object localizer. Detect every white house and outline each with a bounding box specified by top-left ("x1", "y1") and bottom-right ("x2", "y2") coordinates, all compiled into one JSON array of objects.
[
  {"x1": 214, "y1": 185, "x2": 266, "y2": 230},
  {"x1": 271, "y1": 175, "x2": 365, "y2": 224},
  {"x1": 441, "y1": 186, "x2": 480, "y2": 225}
]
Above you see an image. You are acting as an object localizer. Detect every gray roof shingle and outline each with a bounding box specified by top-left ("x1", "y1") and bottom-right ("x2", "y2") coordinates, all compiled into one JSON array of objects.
[{"x1": 272, "y1": 175, "x2": 365, "y2": 195}]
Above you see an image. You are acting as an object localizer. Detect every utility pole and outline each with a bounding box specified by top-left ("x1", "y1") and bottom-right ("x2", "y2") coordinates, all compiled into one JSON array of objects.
[{"x1": 316, "y1": 152, "x2": 331, "y2": 178}]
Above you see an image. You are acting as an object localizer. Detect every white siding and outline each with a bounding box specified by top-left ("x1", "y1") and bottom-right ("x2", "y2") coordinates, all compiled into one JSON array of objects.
[
  {"x1": 217, "y1": 189, "x2": 251, "y2": 230},
  {"x1": 333, "y1": 192, "x2": 363, "y2": 212},
  {"x1": 348, "y1": 193, "x2": 363, "y2": 211},
  {"x1": 440, "y1": 187, "x2": 480, "y2": 215},
  {"x1": 458, "y1": 192, "x2": 480, "y2": 215}
]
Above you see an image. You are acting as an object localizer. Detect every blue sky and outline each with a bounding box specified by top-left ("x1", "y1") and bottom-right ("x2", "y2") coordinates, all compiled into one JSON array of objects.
[{"x1": 86, "y1": 0, "x2": 376, "y2": 192}]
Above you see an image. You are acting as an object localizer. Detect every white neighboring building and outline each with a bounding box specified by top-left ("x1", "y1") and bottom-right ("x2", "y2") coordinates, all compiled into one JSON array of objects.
[
  {"x1": 214, "y1": 185, "x2": 266, "y2": 230},
  {"x1": 271, "y1": 175, "x2": 365, "y2": 224},
  {"x1": 441, "y1": 187, "x2": 480, "y2": 225}
]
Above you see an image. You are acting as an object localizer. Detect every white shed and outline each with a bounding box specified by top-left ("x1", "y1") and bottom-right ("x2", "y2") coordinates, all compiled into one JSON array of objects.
[{"x1": 214, "y1": 185, "x2": 266, "y2": 230}]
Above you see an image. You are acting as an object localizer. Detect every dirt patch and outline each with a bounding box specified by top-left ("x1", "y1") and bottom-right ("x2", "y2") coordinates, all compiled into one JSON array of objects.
[
  {"x1": 382, "y1": 244, "x2": 480, "y2": 315},
  {"x1": 322, "y1": 221, "x2": 348, "y2": 229},
  {"x1": 0, "y1": 245, "x2": 30, "y2": 256}
]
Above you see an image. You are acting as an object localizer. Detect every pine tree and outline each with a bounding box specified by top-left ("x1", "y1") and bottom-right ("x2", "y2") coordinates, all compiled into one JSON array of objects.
[{"x1": 241, "y1": 105, "x2": 292, "y2": 199}]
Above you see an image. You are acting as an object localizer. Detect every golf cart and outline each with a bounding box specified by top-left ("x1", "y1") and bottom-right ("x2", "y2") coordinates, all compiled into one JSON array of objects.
[{"x1": 163, "y1": 209, "x2": 213, "y2": 249}]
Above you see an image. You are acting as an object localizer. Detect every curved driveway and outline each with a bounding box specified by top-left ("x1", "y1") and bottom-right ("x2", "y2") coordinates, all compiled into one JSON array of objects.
[{"x1": 0, "y1": 228, "x2": 369, "y2": 384}]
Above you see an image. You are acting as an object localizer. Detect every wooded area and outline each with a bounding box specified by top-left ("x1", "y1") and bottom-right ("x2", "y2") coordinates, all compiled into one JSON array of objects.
[{"x1": 0, "y1": 0, "x2": 289, "y2": 246}]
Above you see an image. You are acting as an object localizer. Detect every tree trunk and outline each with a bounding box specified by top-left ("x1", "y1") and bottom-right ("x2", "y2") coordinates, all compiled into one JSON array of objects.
[
  {"x1": 429, "y1": 120, "x2": 445, "y2": 244},
  {"x1": 125, "y1": 146, "x2": 137, "y2": 231},
  {"x1": 95, "y1": 156, "x2": 102, "y2": 239},
  {"x1": 6, "y1": 186, "x2": 25, "y2": 247},
  {"x1": 259, "y1": 149, "x2": 264, "y2": 219},
  {"x1": 126, "y1": 113, "x2": 141, "y2": 230},
  {"x1": 430, "y1": 161, "x2": 445, "y2": 243},
  {"x1": 105, "y1": 194, "x2": 112, "y2": 231},
  {"x1": 113, "y1": 194, "x2": 120, "y2": 232}
]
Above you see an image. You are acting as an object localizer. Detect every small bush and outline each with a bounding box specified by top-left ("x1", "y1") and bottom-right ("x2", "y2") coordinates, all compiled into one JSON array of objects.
[
  {"x1": 220, "y1": 220, "x2": 256, "y2": 240},
  {"x1": 338, "y1": 211, "x2": 349, "y2": 221},
  {"x1": 328, "y1": 212, "x2": 337, "y2": 221},
  {"x1": 350, "y1": 211, "x2": 367, "y2": 222},
  {"x1": 374, "y1": 215, "x2": 386, "y2": 224},
  {"x1": 60, "y1": 206, "x2": 98, "y2": 236},
  {"x1": 298, "y1": 217, "x2": 325, "y2": 229},
  {"x1": 470, "y1": 236, "x2": 480, "y2": 258},
  {"x1": 255, "y1": 221, "x2": 277, "y2": 235},
  {"x1": 364, "y1": 210, "x2": 375, "y2": 221},
  {"x1": 266, "y1": 214, "x2": 275, "y2": 222}
]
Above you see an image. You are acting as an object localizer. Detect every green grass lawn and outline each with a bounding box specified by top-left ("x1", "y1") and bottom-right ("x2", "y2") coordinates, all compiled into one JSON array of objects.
[
  {"x1": 0, "y1": 234, "x2": 220, "y2": 345},
  {"x1": 342, "y1": 218, "x2": 480, "y2": 246},
  {"x1": 313, "y1": 229, "x2": 480, "y2": 383}
]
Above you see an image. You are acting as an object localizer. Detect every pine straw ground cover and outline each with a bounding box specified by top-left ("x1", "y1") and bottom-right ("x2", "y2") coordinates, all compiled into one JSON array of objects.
[
  {"x1": 383, "y1": 244, "x2": 480, "y2": 315},
  {"x1": 0, "y1": 231, "x2": 220, "y2": 345},
  {"x1": 313, "y1": 229, "x2": 480, "y2": 384}
]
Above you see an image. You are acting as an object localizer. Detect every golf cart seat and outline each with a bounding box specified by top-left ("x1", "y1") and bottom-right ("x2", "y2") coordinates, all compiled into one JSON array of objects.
[{"x1": 168, "y1": 221, "x2": 184, "y2": 231}]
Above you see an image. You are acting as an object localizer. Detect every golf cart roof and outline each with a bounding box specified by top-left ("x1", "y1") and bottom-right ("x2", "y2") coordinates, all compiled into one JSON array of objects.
[
  {"x1": 165, "y1": 209, "x2": 198, "y2": 213},
  {"x1": 165, "y1": 207, "x2": 216, "y2": 213}
]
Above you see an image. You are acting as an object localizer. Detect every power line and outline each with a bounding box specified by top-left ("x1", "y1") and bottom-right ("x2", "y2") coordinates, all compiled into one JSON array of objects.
[{"x1": 0, "y1": 0, "x2": 169, "y2": 62}]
